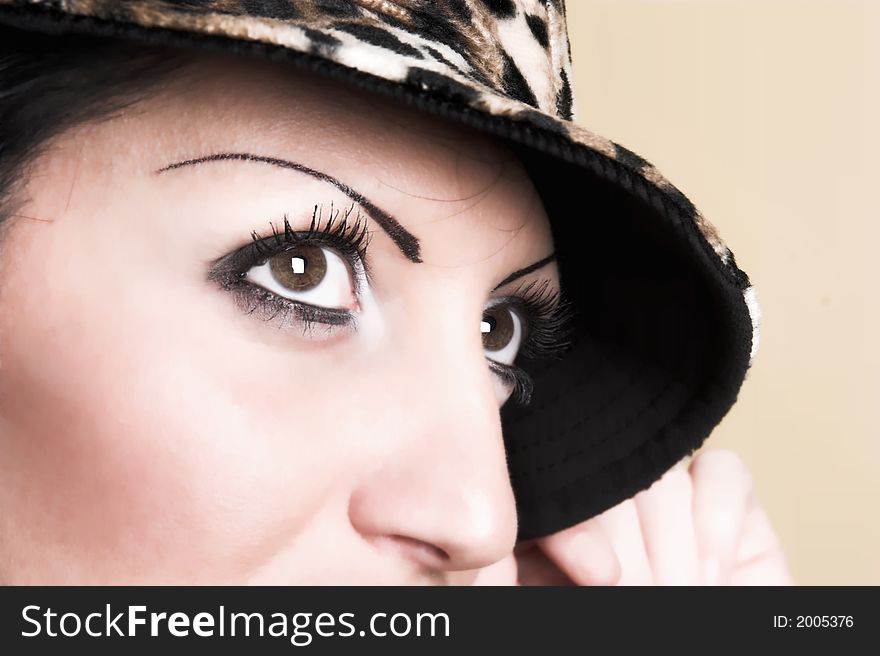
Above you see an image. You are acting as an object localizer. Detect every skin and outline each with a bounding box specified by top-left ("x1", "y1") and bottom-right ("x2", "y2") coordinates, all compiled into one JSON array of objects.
[{"x1": 0, "y1": 54, "x2": 792, "y2": 585}]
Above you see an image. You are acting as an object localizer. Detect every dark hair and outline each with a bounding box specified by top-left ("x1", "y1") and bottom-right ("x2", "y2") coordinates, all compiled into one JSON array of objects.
[{"x1": 0, "y1": 26, "x2": 186, "y2": 230}]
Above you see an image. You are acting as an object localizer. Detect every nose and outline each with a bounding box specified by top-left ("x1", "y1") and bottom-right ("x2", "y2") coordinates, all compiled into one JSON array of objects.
[{"x1": 348, "y1": 343, "x2": 518, "y2": 573}]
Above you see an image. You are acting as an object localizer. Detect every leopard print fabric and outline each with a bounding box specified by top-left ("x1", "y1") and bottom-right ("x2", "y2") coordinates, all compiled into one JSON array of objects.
[
  {"x1": 0, "y1": 0, "x2": 760, "y2": 361},
  {"x1": 8, "y1": 0, "x2": 578, "y2": 118}
]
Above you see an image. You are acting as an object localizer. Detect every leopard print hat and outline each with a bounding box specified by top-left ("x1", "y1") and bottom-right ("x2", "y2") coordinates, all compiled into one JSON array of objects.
[{"x1": 0, "y1": 0, "x2": 760, "y2": 539}]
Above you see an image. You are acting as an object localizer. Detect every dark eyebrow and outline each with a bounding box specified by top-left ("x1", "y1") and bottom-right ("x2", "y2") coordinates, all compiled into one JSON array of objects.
[
  {"x1": 155, "y1": 152, "x2": 422, "y2": 263},
  {"x1": 492, "y1": 253, "x2": 556, "y2": 292}
]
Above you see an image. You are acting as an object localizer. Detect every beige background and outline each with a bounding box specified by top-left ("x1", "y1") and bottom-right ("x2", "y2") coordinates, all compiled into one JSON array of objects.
[{"x1": 566, "y1": 0, "x2": 879, "y2": 585}]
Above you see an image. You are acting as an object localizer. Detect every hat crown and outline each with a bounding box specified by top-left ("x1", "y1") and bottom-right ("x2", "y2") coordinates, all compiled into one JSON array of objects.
[{"x1": 6, "y1": 0, "x2": 577, "y2": 120}]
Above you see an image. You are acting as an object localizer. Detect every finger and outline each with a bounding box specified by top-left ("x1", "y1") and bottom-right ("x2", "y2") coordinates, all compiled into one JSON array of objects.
[
  {"x1": 537, "y1": 519, "x2": 621, "y2": 586},
  {"x1": 689, "y1": 449, "x2": 752, "y2": 585},
  {"x1": 633, "y1": 461, "x2": 700, "y2": 585},
  {"x1": 594, "y1": 498, "x2": 653, "y2": 585},
  {"x1": 730, "y1": 493, "x2": 795, "y2": 585}
]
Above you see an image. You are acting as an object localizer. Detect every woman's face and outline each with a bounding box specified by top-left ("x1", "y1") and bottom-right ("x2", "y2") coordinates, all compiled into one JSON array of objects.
[{"x1": 0, "y1": 54, "x2": 559, "y2": 584}]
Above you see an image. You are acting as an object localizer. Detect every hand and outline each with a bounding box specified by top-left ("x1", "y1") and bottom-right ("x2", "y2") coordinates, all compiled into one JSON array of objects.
[{"x1": 474, "y1": 449, "x2": 794, "y2": 585}]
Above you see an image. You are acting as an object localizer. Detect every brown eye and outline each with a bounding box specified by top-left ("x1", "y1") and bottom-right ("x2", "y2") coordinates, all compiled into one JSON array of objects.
[
  {"x1": 269, "y1": 245, "x2": 327, "y2": 292},
  {"x1": 482, "y1": 306, "x2": 517, "y2": 352},
  {"x1": 246, "y1": 243, "x2": 358, "y2": 311}
]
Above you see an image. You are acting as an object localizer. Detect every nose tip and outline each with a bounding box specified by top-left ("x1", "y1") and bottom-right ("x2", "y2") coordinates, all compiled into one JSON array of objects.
[
  {"x1": 349, "y1": 467, "x2": 518, "y2": 573},
  {"x1": 443, "y1": 487, "x2": 519, "y2": 568}
]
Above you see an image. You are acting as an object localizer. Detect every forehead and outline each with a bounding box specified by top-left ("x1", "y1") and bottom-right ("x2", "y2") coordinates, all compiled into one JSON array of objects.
[{"x1": 153, "y1": 55, "x2": 532, "y2": 183}]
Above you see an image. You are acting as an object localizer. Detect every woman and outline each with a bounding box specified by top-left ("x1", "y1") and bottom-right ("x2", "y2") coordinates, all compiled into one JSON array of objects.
[{"x1": 0, "y1": 0, "x2": 791, "y2": 585}]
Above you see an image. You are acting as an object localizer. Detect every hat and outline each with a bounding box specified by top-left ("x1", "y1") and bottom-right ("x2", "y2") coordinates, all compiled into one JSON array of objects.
[{"x1": 0, "y1": 0, "x2": 759, "y2": 540}]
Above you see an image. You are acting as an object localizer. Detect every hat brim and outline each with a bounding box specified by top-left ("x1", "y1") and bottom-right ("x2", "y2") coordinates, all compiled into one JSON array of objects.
[{"x1": 0, "y1": 1, "x2": 759, "y2": 540}]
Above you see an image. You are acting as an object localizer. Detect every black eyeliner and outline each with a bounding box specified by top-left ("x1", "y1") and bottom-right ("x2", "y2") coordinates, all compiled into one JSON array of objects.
[
  {"x1": 208, "y1": 203, "x2": 368, "y2": 333},
  {"x1": 485, "y1": 281, "x2": 574, "y2": 407}
]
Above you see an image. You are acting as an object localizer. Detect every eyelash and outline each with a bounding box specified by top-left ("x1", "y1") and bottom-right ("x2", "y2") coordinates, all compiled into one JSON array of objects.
[
  {"x1": 208, "y1": 203, "x2": 370, "y2": 331},
  {"x1": 251, "y1": 203, "x2": 372, "y2": 272},
  {"x1": 208, "y1": 203, "x2": 573, "y2": 405},
  {"x1": 488, "y1": 280, "x2": 574, "y2": 405}
]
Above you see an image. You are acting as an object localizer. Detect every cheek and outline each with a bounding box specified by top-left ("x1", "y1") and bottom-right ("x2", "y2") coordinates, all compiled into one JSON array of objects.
[{"x1": 0, "y1": 225, "x2": 368, "y2": 582}]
